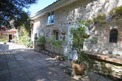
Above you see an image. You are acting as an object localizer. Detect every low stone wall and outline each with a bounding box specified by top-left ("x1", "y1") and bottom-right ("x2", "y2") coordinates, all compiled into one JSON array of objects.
[
  {"x1": 93, "y1": 61, "x2": 122, "y2": 79},
  {"x1": 34, "y1": 43, "x2": 122, "y2": 79},
  {"x1": 34, "y1": 43, "x2": 45, "y2": 52},
  {"x1": 88, "y1": 53, "x2": 122, "y2": 79},
  {"x1": 45, "y1": 42, "x2": 64, "y2": 55}
]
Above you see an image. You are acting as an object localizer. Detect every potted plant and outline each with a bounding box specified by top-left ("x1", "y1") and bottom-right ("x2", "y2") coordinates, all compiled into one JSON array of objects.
[
  {"x1": 61, "y1": 32, "x2": 66, "y2": 35},
  {"x1": 70, "y1": 20, "x2": 93, "y2": 76}
]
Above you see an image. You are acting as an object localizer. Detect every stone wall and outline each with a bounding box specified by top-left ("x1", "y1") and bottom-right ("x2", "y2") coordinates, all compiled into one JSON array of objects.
[
  {"x1": 32, "y1": 0, "x2": 122, "y2": 55},
  {"x1": 45, "y1": 0, "x2": 122, "y2": 55},
  {"x1": 93, "y1": 60, "x2": 122, "y2": 79},
  {"x1": 84, "y1": 19, "x2": 122, "y2": 56},
  {"x1": 31, "y1": 15, "x2": 47, "y2": 41},
  {"x1": 86, "y1": 52, "x2": 122, "y2": 79},
  {"x1": 32, "y1": 1, "x2": 122, "y2": 79}
]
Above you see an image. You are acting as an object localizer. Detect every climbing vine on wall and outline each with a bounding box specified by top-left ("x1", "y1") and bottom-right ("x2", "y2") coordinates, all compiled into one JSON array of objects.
[
  {"x1": 109, "y1": 6, "x2": 122, "y2": 19},
  {"x1": 47, "y1": 38, "x2": 63, "y2": 49},
  {"x1": 88, "y1": 13, "x2": 107, "y2": 27},
  {"x1": 70, "y1": 20, "x2": 93, "y2": 66},
  {"x1": 70, "y1": 20, "x2": 90, "y2": 50}
]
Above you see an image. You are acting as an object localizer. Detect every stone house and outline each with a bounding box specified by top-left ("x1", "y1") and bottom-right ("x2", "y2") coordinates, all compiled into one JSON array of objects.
[
  {"x1": 31, "y1": 0, "x2": 122, "y2": 56},
  {"x1": 31, "y1": 0, "x2": 122, "y2": 78}
]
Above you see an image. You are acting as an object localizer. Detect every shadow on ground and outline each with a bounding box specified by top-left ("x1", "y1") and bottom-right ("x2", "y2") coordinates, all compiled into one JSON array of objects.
[
  {"x1": 0, "y1": 49, "x2": 78, "y2": 81},
  {"x1": 0, "y1": 47, "x2": 114, "y2": 81}
]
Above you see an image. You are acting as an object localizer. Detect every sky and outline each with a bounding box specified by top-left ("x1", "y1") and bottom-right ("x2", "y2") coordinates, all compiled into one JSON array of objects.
[{"x1": 28, "y1": 0, "x2": 57, "y2": 16}]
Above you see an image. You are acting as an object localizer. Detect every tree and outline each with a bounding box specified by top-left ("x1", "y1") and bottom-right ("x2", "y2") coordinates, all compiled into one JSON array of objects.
[
  {"x1": 14, "y1": 12, "x2": 31, "y2": 31},
  {"x1": 0, "y1": 0, "x2": 36, "y2": 27}
]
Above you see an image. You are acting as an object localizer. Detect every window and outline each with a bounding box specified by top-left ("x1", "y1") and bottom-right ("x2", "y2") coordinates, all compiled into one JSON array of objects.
[
  {"x1": 109, "y1": 29, "x2": 118, "y2": 43},
  {"x1": 47, "y1": 12, "x2": 54, "y2": 25},
  {"x1": 53, "y1": 30, "x2": 59, "y2": 40},
  {"x1": 34, "y1": 33, "x2": 37, "y2": 39}
]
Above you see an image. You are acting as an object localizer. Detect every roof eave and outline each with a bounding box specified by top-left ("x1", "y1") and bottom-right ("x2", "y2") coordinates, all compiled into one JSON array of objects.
[{"x1": 31, "y1": 0, "x2": 77, "y2": 20}]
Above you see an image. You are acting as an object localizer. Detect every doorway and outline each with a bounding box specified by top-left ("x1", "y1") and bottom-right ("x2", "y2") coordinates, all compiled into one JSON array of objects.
[{"x1": 9, "y1": 35, "x2": 12, "y2": 42}]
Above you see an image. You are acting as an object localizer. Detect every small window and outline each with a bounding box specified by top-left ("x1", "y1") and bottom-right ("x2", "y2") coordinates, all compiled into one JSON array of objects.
[
  {"x1": 53, "y1": 30, "x2": 59, "y2": 40},
  {"x1": 109, "y1": 29, "x2": 118, "y2": 43},
  {"x1": 34, "y1": 33, "x2": 38, "y2": 39},
  {"x1": 47, "y1": 12, "x2": 54, "y2": 25}
]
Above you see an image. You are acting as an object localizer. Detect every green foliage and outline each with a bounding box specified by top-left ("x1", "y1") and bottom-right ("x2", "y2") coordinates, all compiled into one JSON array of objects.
[
  {"x1": 36, "y1": 36, "x2": 45, "y2": 45},
  {"x1": 15, "y1": 25, "x2": 28, "y2": 45},
  {"x1": 109, "y1": 6, "x2": 122, "y2": 18},
  {"x1": 70, "y1": 20, "x2": 89, "y2": 51},
  {"x1": 70, "y1": 20, "x2": 93, "y2": 69},
  {"x1": 76, "y1": 52, "x2": 93, "y2": 69},
  {"x1": 0, "y1": 39, "x2": 7, "y2": 42},
  {"x1": 52, "y1": 40, "x2": 62, "y2": 49},
  {"x1": 92, "y1": 13, "x2": 106, "y2": 23},
  {"x1": 20, "y1": 27, "x2": 28, "y2": 45},
  {"x1": 14, "y1": 12, "x2": 31, "y2": 33},
  {"x1": 47, "y1": 38, "x2": 62, "y2": 49},
  {"x1": 27, "y1": 39, "x2": 33, "y2": 48},
  {"x1": 90, "y1": 6, "x2": 122, "y2": 24},
  {"x1": 0, "y1": 0, "x2": 36, "y2": 27},
  {"x1": 21, "y1": 35, "x2": 27, "y2": 45}
]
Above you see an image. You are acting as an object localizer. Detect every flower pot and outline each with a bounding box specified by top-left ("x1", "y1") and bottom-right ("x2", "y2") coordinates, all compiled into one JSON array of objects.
[
  {"x1": 61, "y1": 32, "x2": 66, "y2": 35},
  {"x1": 83, "y1": 35, "x2": 90, "y2": 38},
  {"x1": 71, "y1": 62, "x2": 87, "y2": 75}
]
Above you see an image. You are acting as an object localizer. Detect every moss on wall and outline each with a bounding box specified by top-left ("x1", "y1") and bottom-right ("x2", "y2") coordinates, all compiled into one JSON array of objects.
[{"x1": 109, "y1": 6, "x2": 122, "y2": 19}]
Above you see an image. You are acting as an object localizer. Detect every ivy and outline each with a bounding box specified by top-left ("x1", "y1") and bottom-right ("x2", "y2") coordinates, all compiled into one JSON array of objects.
[
  {"x1": 47, "y1": 38, "x2": 63, "y2": 49},
  {"x1": 70, "y1": 20, "x2": 89, "y2": 51},
  {"x1": 91, "y1": 6, "x2": 122, "y2": 24},
  {"x1": 92, "y1": 13, "x2": 106, "y2": 24},
  {"x1": 109, "y1": 6, "x2": 122, "y2": 19}
]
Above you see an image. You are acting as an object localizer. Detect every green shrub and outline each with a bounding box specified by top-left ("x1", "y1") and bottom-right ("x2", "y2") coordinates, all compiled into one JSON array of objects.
[
  {"x1": 0, "y1": 39, "x2": 7, "y2": 42},
  {"x1": 47, "y1": 38, "x2": 63, "y2": 49},
  {"x1": 36, "y1": 36, "x2": 45, "y2": 45},
  {"x1": 52, "y1": 40, "x2": 62, "y2": 49},
  {"x1": 27, "y1": 39, "x2": 33, "y2": 48},
  {"x1": 109, "y1": 6, "x2": 122, "y2": 16},
  {"x1": 91, "y1": 13, "x2": 106, "y2": 24},
  {"x1": 21, "y1": 35, "x2": 27, "y2": 45}
]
